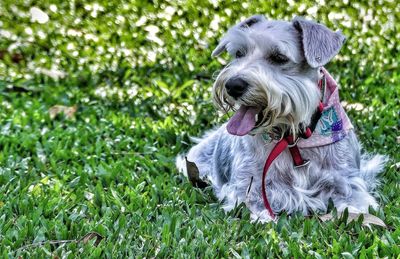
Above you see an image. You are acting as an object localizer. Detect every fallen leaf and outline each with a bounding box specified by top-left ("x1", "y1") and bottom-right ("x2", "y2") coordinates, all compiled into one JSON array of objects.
[
  {"x1": 361, "y1": 214, "x2": 387, "y2": 227},
  {"x1": 49, "y1": 105, "x2": 77, "y2": 119},
  {"x1": 185, "y1": 157, "x2": 209, "y2": 189},
  {"x1": 319, "y1": 212, "x2": 387, "y2": 228},
  {"x1": 78, "y1": 232, "x2": 103, "y2": 246}
]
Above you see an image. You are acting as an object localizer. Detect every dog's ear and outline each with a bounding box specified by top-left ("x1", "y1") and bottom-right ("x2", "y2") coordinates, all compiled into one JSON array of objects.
[
  {"x1": 212, "y1": 15, "x2": 266, "y2": 57},
  {"x1": 211, "y1": 39, "x2": 228, "y2": 57},
  {"x1": 292, "y1": 17, "x2": 346, "y2": 68}
]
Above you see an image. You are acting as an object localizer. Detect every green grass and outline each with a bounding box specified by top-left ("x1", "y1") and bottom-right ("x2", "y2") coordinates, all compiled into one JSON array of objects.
[{"x1": 0, "y1": 0, "x2": 399, "y2": 257}]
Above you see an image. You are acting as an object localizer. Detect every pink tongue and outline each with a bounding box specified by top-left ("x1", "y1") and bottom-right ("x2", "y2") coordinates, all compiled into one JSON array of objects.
[{"x1": 227, "y1": 105, "x2": 261, "y2": 136}]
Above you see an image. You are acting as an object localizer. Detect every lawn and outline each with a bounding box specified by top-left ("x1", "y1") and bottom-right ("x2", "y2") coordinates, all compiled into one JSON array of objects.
[{"x1": 0, "y1": 0, "x2": 399, "y2": 257}]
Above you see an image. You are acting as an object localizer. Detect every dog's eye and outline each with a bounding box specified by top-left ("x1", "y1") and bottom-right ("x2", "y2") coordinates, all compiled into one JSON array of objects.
[
  {"x1": 269, "y1": 53, "x2": 289, "y2": 64},
  {"x1": 235, "y1": 50, "x2": 245, "y2": 58}
]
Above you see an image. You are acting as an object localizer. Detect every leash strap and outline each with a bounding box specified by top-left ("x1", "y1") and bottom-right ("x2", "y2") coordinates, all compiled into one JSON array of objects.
[
  {"x1": 261, "y1": 134, "x2": 310, "y2": 219},
  {"x1": 261, "y1": 138, "x2": 288, "y2": 220},
  {"x1": 261, "y1": 81, "x2": 325, "y2": 219}
]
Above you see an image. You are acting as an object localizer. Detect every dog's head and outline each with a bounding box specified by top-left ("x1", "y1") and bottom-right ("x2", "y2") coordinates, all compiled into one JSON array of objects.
[{"x1": 212, "y1": 15, "x2": 345, "y2": 137}]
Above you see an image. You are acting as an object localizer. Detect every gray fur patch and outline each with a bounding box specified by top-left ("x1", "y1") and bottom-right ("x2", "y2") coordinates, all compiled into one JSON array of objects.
[{"x1": 239, "y1": 14, "x2": 266, "y2": 28}]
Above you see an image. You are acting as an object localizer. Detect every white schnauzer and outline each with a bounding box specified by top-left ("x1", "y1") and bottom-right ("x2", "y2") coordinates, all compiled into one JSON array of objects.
[{"x1": 176, "y1": 15, "x2": 386, "y2": 222}]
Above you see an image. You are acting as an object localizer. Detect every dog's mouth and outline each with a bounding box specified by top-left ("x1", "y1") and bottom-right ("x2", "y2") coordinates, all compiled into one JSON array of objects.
[{"x1": 226, "y1": 105, "x2": 265, "y2": 136}]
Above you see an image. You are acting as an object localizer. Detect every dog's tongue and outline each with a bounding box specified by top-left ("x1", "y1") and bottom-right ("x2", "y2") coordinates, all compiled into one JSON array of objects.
[{"x1": 227, "y1": 105, "x2": 261, "y2": 136}]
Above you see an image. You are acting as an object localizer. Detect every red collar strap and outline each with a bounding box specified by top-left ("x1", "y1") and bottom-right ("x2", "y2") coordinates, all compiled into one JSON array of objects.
[{"x1": 261, "y1": 88, "x2": 325, "y2": 220}]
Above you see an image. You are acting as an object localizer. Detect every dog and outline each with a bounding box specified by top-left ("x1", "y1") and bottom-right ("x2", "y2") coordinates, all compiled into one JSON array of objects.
[{"x1": 176, "y1": 15, "x2": 387, "y2": 222}]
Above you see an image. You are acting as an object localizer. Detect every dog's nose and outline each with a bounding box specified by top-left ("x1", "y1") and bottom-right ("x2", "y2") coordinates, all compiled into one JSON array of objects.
[{"x1": 225, "y1": 77, "x2": 249, "y2": 98}]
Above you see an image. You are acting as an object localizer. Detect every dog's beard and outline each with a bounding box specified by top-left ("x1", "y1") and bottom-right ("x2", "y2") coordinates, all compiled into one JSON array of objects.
[{"x1": 212, "y1": 66, "x2": 320, "y2": 138}]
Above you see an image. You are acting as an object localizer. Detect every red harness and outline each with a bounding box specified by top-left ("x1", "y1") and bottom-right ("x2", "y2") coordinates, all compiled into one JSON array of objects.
[{"x1": 261, "y1": 82, "x2": 325, "y2": 220}]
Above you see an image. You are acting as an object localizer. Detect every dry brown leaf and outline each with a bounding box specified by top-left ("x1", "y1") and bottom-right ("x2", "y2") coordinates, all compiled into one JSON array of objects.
[
  {"x1": 185, "y1": 157, "x2": 209, "y2": 189},
  {"x1": 49, "y1": 105, "x2": 77, "y2": 119},
  {"x1": 319, "y1": 212, "x2": 387, "y2": 228},
  {"x1": 79, "y1": 232, "x2": 103, "y2": 246}
]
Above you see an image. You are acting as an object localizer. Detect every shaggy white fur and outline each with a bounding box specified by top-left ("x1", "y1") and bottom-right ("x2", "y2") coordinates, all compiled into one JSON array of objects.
[{"x1": 176, "y1": 15, "x2": 386, "y2": 222}]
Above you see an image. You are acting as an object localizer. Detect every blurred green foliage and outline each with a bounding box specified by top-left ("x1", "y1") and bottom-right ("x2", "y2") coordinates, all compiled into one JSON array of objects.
[{"x1": 0, "y1": 0, "x2": 399, "y2": 257}]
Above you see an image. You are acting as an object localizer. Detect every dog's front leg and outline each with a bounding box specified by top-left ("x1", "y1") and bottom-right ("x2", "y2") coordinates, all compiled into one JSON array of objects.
[{"x1": 176, "y1": 127, "x2": 230, "y2": 191}]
